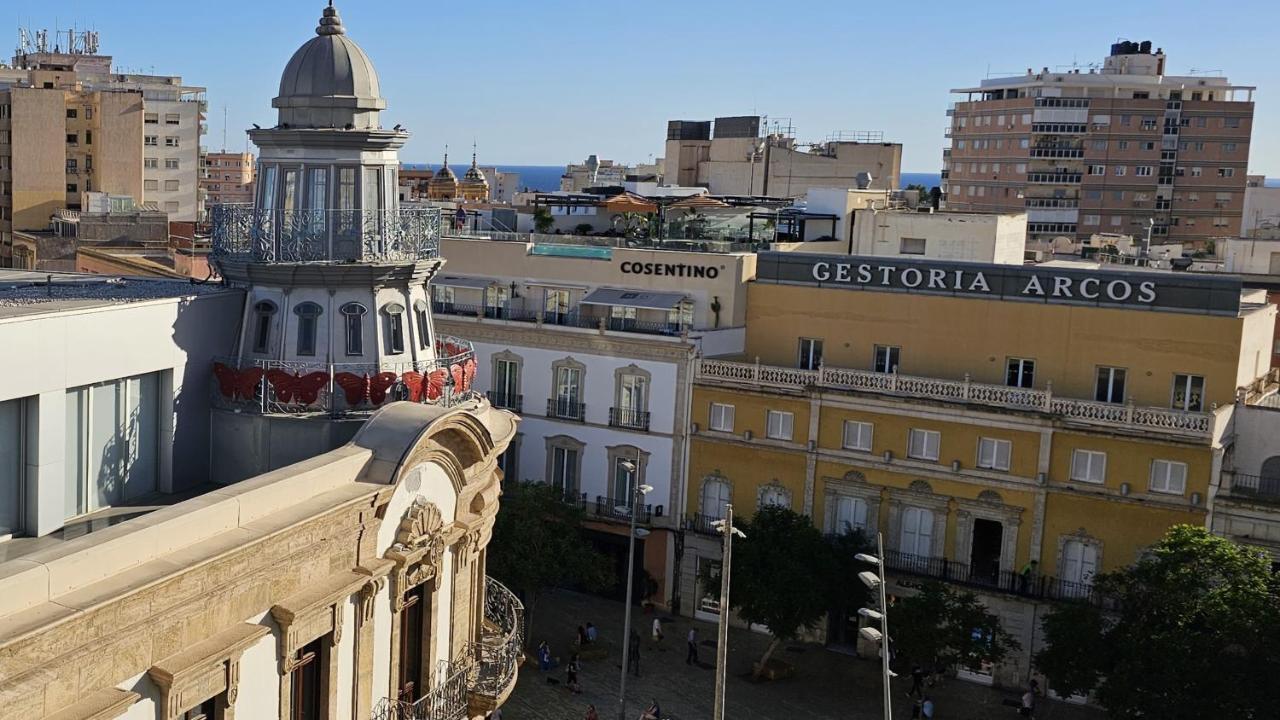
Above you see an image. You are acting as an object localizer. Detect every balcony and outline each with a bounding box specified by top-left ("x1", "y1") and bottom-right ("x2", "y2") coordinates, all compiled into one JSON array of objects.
[
  {"x1": 211, "y1": 335, "x2": 477, "y2": 417},
  {"x1": 609, "y1": 407, "x2": 651, "y2": 431},
  {"x1": 467, "y1": 577, "x2": 524, "y2": 716},
  {"x1": 1227, "y1": 473, "x2": 1280, "y2": 503},
  {"x1": 591, "y1": 496, "x2": 653, "y2": 524},
  {"x1": 883, "y1": 550, "x2": 1109, "y2": 607},
  {"x1": 210, "y1": 204, "x2": 441, "y2": 264},
  {"x1": 684, "y1": 513, "x2": 723, "y2": 536},
  {"x1": 1029, "y1": 148, "x2": 1084, "y2": 159},
  {"x1": 546, "y1": 398, "x2": 586, "y2": 422},
  {"x1": 486, "y1": 391, "x2": 523, "y2": 413},
  {"x1": 373, "y1": 657, "x2": 471, "y2": 720},
  {"x1": 696, "y1": 359, "x2": 1212, "y2": 439}
]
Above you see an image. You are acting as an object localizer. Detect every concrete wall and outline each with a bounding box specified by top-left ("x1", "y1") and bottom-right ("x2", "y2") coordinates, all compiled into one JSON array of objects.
[
  {"x1": 1225, "y1": 237, "x2": 1280, "y2": 274},
  {"x1": 1243, "y1": 185, "x2": 1280, "y2": 238},
  {"x1": 848, "y1": 211, "x2": 1027, "y2": 264},
  {"x1": 96, "y1": 90, "x2": 145, "y2": 203},
  {"x1": 10, "y1": 87, "x2": 65, "y2": 230},
  {"x1": 209, "y1": 412, "x2": 364, "y2": 485}
]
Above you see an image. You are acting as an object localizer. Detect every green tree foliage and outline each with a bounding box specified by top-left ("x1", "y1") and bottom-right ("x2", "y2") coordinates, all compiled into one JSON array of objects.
[
  {"x1": 825, "y1": 529, "x2": 874, "y2": 623},
  {"x1": 905, "y1": 183, "x2": 931, "y2": 206},
  {"x1": 532, "y1": 207, "x2": 554, "y2": 234},
  {"x1": 486, "y1": 482, "x2": 612, "y2": 640},
  {"x1": 892, "y1": 581, "x2": 1019, "y2": 672},
  {"x1": 1034, "y1": 525, "x2": 1280, "y2": 718}
]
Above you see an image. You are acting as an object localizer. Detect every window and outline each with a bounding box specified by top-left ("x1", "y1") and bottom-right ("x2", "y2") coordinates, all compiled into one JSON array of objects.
[
  {"x1": 65, "y1": 183, "x2": 78, "y2": 193},
  {"x1": 164, "y1": 179, "x2": 179, "y2": 192},
  {"x1": 1224, "y1": 117, "x2": 1241, "y2": 129},
  {"x1": 667, "y1": 301, "x2": 693, "y2": 332},
  {"x1": 1, "y1": 398, "x2": 25, "y2": 536},
  {"x1": 1082, "y1": 214, "x2": 1100, "y2": 225},
  {"x1": 413, "y1": 300, "x2": 430, "y2": 349},
  {"x1": 833, "y1": 496, "x2": 868, "y2": 535},
  {"x1": 164, "y1": 201, "x2": 179, "y2": 213},
  {"x1": 613, "y1": 455, "x2": 639, "y2": 506},
  {"x1": 1070, "y1": 449, "x2": 1107, "y2": 484},
  {"x1": 144, "y1": 157, "x2": 158, "y2": 169},
  {"x1": 178, "y1": 698, "x2": 216, "y2": 720},
  {"x1": 1095, "y1": 366, "x2": 1126, "y2": 403},
  {"x1": 164, "y1": 136, "x2": 179, "y2": 147},
  {"x1": 340, "y1": 302, "x2": 366, "y2": 356},
  {"x1": 1171, "y1": 374, "x2": 1204, "y2": 411},
  {"x1": 1019, "y1": 138, "x2": 1030, "y2": 149},
  {"x1": 709, "y1": 403, "x2": 735, "y2": 432},
  {"x1": 1088, "y1": 165, "x2": 1105, "y2": 175},
  {"x1": 1060, "y1": 540, "x2": 1098, "y2": 595},
  {"x1": 1218, "y1": 168, "x2": 1235, "y2": 178},
  {"x1": 977, "y1": 438, "x2": 1011, "y2": 471},
  {"x1": 766, "y1": 410, "x2": 794, "y2": 441},
  {"x1": 1223, "y1": 142, "x2": 1237, "y2": 152},
  {"x1": 253, "y1": 300, "x2": 276, "y2": 353},
  {"x1": 1006, "y1": 358, "x2": 1034, "y2": 388},
  {"x1": 64, "y1": 373, "x2": 161, "y2": 518},
  {"x1": 1135, "y1": 166, "x2": 1153, "y2": 177},
  {"x1": 1110, "y1": 216, "x2": 1123, "y2": 227},
  {"x1": 85, "y1": 130, "x2": 92, "y2": 145},
  {"x1": 873, "y1": 345, "x2": 900, "y2": 373},
  {"x1": 552, "y1": 362, "x2": 583, "y2": 420},
  {"x1": 899, "y1": 507, "x2": 935, "y2": 557},
  {"x1": 907, "y1": 429, "x2": 940, "y2": 461},
  {"x1": 701, "y1": 477, "x2": 731, "y2": 520},
  {"x1": 144, "y1": 135, "x2": 158, "y2": 146},
  {"x1": 144, "y1": 179, "x2": 159, "y2": 191},
  {"x1": 1191, "y1": 167, "x2": 1203, "y2": 177},
  {"x1": 759, "y1": 483, "x2": 790, "y2": 509},
  {"x1": 798, "y1": 337, "x2": 823, "y2": 370},
  {"x1": 485, "y1": 284, "x2": 509, "y2": 319},
  {"x1": 842, "y1": 420, "x2": 873, "y2": 452},
  {"x1": 899, "y1": 237, "x2": 927, "y2": 255},
  {"x1": 543, "y1": 288, "x2": 570, "y2": 324},
  {"x1": 1150, "y1": 460, "x2": 1188, "y2": 495},
  {"x1": 164, "y1": 113, "x2": 181, "y2": 125},
  {"x1": 165, "y1": 158, "x2": 179, "y2": 169},
  {"x1": 293, "y1": 302, "x2": 322, "y2": 356},
  {"x1": 290, "y1": 638, "x2": 324, "y2": 720},
  {"x1": 431, "y1": 284, "x2": 455, "y2": 313},
  {"x1": 1118, "y1": 140, "x2": 1129, "y2": 149},
  {"x1": 144, "y1": 113, "x2": 158, "y2": 124},
  {"x1": 492, "y1": 356, "x2": 520, "y2": 410},
  {"x1": 1091, "y1": 139, "x2": 1108, "y2": 151},
  {"x1": 383, "y1": 303, "x2": 406, "y2": 354},
  {"x1": 550, "y1": 445, "x2": 579, "y2": 496},
  {"x1": 615, "y1": 372, "x2": 648, "y2": 429},
  {"x1": 1114, "y1": 165, "x2": 1126, "y2": 176},
  {"x1": 65, "y1": 133, "x2": 77, "y2": 144}
]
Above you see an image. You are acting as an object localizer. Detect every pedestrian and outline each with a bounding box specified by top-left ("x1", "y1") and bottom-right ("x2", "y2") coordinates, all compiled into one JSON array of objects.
[
  {"x1": 909, "y1": 664, "x2": 924, "y2": 698},
  {"x1": 577, "y1": 624, "x2": 588, "y2": 646},
  {"x1": 585, "y1": 622, "x2": 598, "y2": 643},
  {"x1": 1019, "y1": 559, "x2": 1040, "y2": 593},
  {"x1": 686, "y1": 626, "x2": 699, "y2": 665},
  {"x1": 627, "y1": 630, "x2": 642, "y2": 676},
  {"x1": 922, "y1": 696, "x2": 934, "y2": 719},
  {"x1": 910, "y1": 697, "x2": 922, "y2": 719},
  {"x1": 1021, "y1": 679, "x2": 1039, "y2": 717},
  {"x1": 566, "y1": 653, "x2": 582, "y2": 694},
  {"x1": 585, "y1": 704, "x2": 599, "y2": 720},
  {"x1": 537, "y1": 641, "x2": 551, "y2": 672},
  {"x1": 639, "y1": 699, "x2": 661, "y2": 720},
  {"x1": 651, "y1": 617, "x2": 663, "y2": 645}
]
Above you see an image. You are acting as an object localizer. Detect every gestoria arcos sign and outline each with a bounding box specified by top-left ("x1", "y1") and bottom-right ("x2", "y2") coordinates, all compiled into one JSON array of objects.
[{"x1": 755, "y1": 252, "x2": 1243, "y2": 316}]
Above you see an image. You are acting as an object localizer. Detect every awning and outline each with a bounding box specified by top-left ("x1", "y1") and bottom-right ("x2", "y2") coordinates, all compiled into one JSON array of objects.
[
  {"x1": 434, "y1": 276, "x2": 493, "y2": 289},
  {"x1": 580, "y1": 287, "x2": 688, "y2": 310},
  {"x1": 603, "y1": 192, "x2": 658, "y2": 214}
]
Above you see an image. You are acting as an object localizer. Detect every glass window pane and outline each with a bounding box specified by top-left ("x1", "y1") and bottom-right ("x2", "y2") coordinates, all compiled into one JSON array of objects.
[
  {"x1": 64, "y1": 388, "x2": 86, "y2": 518},
  {"x1": 123, "y1": 374, "x2": 158, "y2": 501},
  {"x1": 90, "y1": 382, "x2": 123, "y2": 511},
  {"x1": 0, "y1": 399, "x2": 22, "y2": 534}
]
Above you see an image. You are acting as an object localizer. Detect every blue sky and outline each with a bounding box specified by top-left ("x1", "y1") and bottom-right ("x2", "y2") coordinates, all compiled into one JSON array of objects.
[{"x1": 21, "y1": 0, "x2": 1280, "y2": 174}]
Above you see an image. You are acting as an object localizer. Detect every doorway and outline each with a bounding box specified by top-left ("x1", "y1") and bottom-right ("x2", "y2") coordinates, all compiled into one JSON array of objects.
[
  {"x1": 398, "y1": 583, "x2": 431, "y2": 702},
  {"x1": 969, "y1": 519, "x2": 1004, "y2": 585}
]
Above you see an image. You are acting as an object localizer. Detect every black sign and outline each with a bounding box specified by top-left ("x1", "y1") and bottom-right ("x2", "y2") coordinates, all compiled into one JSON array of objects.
[{"x1": 755, "y1": 252, "x2": 1242, "y2": 316}]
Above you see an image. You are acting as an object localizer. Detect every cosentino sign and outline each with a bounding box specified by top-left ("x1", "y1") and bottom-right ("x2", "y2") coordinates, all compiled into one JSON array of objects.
[
  {"x1": 620, "y1": 261, "x2": 720, "y2": 279},
  {"x1": 755, "y1": 253, "x2": 1242, "y2": 316}
]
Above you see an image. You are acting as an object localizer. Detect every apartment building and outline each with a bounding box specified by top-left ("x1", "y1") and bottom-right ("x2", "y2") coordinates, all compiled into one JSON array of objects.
[
  {"x1": 666, "y1": 116, "x2": 902, "y2": 197},
  {"x1": 943, "y1": 41, "x2": 1255, "y2": 248},
  {"x1": 200, "y1": 150, "x2": 255, "y2": 207},
  {"x1": 560, "y1": 155, "x2": 662, "y2": 192},
  {"x1": 432, "y1": 235, "x2": 755, "y2": 607},
  {"x1": 682, "y1": 251, "x2": 1276, "y2": 689}
]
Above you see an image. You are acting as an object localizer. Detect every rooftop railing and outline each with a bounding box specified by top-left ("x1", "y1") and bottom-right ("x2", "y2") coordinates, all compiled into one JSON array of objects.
[
  {"x1": 1227, "y1": 473, "x2": 1280, "y2": 502},
  {"x1": 697, "y1": 358, "x2": 1213, "y2": 438},
  {"x1": 211, "y1": 204, "x2": 441, "y2": 264}
]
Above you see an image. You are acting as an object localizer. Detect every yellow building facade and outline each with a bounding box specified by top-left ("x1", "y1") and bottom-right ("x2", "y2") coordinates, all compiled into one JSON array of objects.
[{"x1": 680, "y1": 251, "x2": 1277, "y2": 688}]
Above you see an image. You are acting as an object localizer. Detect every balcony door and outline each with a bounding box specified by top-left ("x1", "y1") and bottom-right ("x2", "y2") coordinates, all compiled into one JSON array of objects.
[
  {"x1": 899, "y1": 507, "x2": 934, "y2": 558},
  {"x1": 494, "y1": 359, "x2": 519, "y2": 408},
  {"x1": 397, "y1": 583, "x2": 431, "y2": 703},
  {"x1": 613, "y1": 456, "x2": 637, "y2": 509},
  {"x1": 555, "y1": 366, "x2": 581, "y2": 416}
]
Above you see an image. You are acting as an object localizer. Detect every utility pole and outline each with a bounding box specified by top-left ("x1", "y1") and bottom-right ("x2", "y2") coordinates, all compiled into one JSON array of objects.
[{"x1": 712, "y1": 505, "x2": 744, "y2": 720}]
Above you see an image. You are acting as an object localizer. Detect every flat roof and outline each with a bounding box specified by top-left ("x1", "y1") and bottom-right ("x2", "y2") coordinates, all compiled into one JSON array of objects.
[{"x1": 0, "y1": 270, "x2": 229, "y2": 320}]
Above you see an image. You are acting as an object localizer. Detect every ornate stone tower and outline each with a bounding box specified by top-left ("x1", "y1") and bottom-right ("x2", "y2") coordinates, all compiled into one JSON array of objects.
[
  {"x1": 459, "y1": 147, "x2": 491, "y2": 202},
  {"x1": 209, "y1": 3, "x2": 480, "y2": 484}
]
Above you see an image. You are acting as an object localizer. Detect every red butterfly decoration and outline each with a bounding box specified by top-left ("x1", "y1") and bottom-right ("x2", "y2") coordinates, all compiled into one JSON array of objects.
[
  {"x1": 213, "y1": 362, "x2": 264, "y2": 400},
  {"x1": 425, "y1": 369, "x2": 447, "y2": 401},
  {"x1": 369, "y1": 372, "x2": 398, "y2": 405},
  {"x1": 334, "y1": 372, "x2": 369, "y2": 405},
  {"x1": 401, "y1": 371, "x2": 424, "y2": 402},
  {"x1": 462, "y1": 357, "x2": 477, "y2": 392},
  {"x1": 294, "y1": 371, "x2": 330, "y2": 405},
  {"x1": 266, "y1": 369, "x2": 299, "y2": 402}
]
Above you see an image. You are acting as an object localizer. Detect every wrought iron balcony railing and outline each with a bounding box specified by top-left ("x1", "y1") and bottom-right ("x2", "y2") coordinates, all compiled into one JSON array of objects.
[
  {"x1": 881, "y1": 550, "x2": 1110, "y2": 607},
  {"x1": 1228, "y1": 472, "x2": 1280, "y2": 501},
  {"x1": 609, "y1": 407, "x2": 651, "y2": 431},
  {"x1": 684, "y1": 512, "x2": 725, "y2": 536},
  {"x1": 592, "y1": 496, "x2": 653, "y2": 524},
  {"x1": 486, "y1": 391, "x2": 523, "y2": 413},
  {"x1": 211, "y1": 335, "x2": 476, "y2": 416},
  {"x1": 469, "y1": 577, "x2": 524, "y2": 706},
  {"x1": 210, "y1": 204, "x2": 441, "y2": 264},
  {"x1": 372, "y1": 657, "x2": 472, "y2": 720},
  {"x1": 546, "y1": 398, "x2": 586, "y2": 422}
]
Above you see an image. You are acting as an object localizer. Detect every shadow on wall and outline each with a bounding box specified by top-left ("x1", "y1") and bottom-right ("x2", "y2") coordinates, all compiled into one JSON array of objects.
[{"x1": 170, "y1": 290, "x2": 245, "y2": 489}]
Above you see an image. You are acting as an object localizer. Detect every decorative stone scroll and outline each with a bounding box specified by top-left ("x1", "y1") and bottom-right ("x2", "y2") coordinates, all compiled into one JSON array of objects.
[
  {"x1": 270, "y1": 570, "x2": 369, "y2": 674},
  {"x1": 386, "y1": 499, "x2": 451, "y2": 612},
  {"x1": 147, "y1": 623, "x2": 270, "y2": 720}
]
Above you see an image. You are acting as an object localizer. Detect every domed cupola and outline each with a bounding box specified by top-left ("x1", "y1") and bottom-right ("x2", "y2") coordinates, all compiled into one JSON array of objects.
[
  {"x1": 274, "y1": 2, "x2": 386, "y2": 130},
  {"x1": 459, "y1": 146, "x2": 490, "y2": 202},
  {"x1": 428, "y1": 149, "x2": 460, "y2": 199}
]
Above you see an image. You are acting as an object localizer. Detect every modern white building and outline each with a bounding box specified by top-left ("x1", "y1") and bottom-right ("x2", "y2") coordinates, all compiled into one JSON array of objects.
[
  {"x1": 432, "y1": 236, "x2": 755, "y2": 608},
  {"x1": 141, "y1": 82, "x2": 206, "y2": 220}
]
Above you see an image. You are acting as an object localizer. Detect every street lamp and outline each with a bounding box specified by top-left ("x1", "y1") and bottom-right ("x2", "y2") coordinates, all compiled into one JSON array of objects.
[
  {"x1": 711, "y1": 505, "x2": 745, "y2": 720},
  {"x1": 616, "y1": 458, "x2": 652, "y2": 720},
  {"x1": 858, "y1": 534, "x2": 893, "y2": 720}
]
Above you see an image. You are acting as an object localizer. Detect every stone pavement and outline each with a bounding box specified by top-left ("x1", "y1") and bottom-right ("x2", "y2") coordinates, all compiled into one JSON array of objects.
[{"x1": 501, "y1": 588, "x2": 1105, "y2": 720}]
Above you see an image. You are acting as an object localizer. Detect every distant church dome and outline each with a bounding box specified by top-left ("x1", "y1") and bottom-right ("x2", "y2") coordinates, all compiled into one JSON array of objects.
[{"x1": 274, "y1": 3, "x2": 386, "y2": 130}]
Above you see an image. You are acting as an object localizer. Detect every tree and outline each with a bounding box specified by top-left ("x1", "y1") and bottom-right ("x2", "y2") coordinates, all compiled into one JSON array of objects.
[
  {"x1": 707, "y1": 506, "x2": 835, "y2": 678},
  {"x1": 892, "y1": 581, "x2": 1019, "y2": 673},
  {"x1": 905, "y1": 183, "x2": 930, "y2": 206},
  {"x1": 532, "y1": 207, "x2": 554, "y2": 234},
  {"x1": 1034, "y1": 525, "x2": 1280, "y2": 718},
  {"x1": 825, "y1": 529, "x2": 874, "y2": 624},
  {"x1": 486, "y1": 482, "x2": 613, "y2": 642}
]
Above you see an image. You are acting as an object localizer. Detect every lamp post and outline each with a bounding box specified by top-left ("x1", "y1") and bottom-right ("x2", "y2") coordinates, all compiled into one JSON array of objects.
[
  {"x1": 616, "y1": 458, "x2": 652, "y2": 720},
  {"x1": 711, "y1": 505, "x2": 745, "y2": 720},
  {"x1": 857, "y1": 533, "x2": 893, "y2": 720}
]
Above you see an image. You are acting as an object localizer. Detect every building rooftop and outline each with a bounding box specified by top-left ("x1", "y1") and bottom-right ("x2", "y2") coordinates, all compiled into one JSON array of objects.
[{"x1": 0, "y1": 270, "x2": 228, "y2": 320}]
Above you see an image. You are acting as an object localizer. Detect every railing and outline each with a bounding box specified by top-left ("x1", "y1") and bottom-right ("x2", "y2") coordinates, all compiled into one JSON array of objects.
[
  {"x1": 609, "y1": 407, "x2": 651, "y2": 431},
  {"x1": 372, "y1": 657, "x2": 472, "y2": 720},
  {"x1": 684, "y1": 513, "x2": 723, "y2": 536},
  {"x1": 696, "y1": 359, "x2": 1212, "y2": 437},
  {"x1": 883, "y1": 550, "x2": 1108, "y2": 607},
  {"x1": 432, "y1": 302, "x2": 485, "y2": 318},
  {"x1": 546, "y1": 398, "x2": 586, "y2": 422},
  {"x1": 591, "y1": 496, "x2": 654, "y2": 524},
  {"x1": 1229, "y1": 473, "x2": 1280, "y2": 501},
  {"x1": 486, "y1": 391, "x2": 523, "y2": 413},
  {"x1": 561, "y1": 490, "x2": 588, "y2": 511},
  {"x1": 210, "y1": 204, "x2": 441, "y2": 264},
  {"x1": 211, "y1": 335, "x2": 477, "y2": 416},
  {"x1": 1027, "y1": 173, "x2": 1083, "y2": 184},
  {"x1": 470, "y1": 577, "x2": 525, "y2": 702}
]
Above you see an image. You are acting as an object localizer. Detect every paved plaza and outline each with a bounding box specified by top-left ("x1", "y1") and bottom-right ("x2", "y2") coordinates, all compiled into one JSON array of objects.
[{"x1": 502, "y1": 588, "x2": 1105, "y2": 720}]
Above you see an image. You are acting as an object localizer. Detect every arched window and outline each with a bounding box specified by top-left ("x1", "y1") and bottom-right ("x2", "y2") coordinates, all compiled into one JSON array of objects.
[
  {"x1": 293, "y1": 302, "x2": 323, "y2": 356},
  {"x1": 758, "y1": 482, "x2": 791, "y2": 510},
  {"x1": 1060, "y1": 539, "x2": 1099, "y2": 597},
  {"x1": 900, "y1": 507, "x2": 935, "y2": 557},
  {"x1": 340, "y1": 302, "x2": 367, "y2": 356},
  {"x1": 834, "y1": 496, "x2": 868, "y2": 535},
  {"x1": 700, "y1": 477, "x2": 731, "y2": 520},
  {"x1": 383, "y1": 303, "x2": 406, "y2": 354},
  {"x1": 413, "y1": 299, "x2": 431, "y2": 350},
  {"x1": 252, "y1": 300, "x2": 277, "y2": 353}
]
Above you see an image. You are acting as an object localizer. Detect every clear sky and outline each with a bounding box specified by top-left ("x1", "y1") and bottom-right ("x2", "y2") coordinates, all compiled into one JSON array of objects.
[{"x1": 20, "y1": 0, "x2": 1280, "y2": 174}]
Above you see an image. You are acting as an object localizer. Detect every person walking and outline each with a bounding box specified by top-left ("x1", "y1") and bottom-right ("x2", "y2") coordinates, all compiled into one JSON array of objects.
[
  {"x1": 585, "y1": 622, "x2": 598, "y2": 643},
  {"x1": 639, "y1": 699, "x2": 661, "y2": 720},
  {"x1": 910, "y1": 697, "x2": 923, "y2": 719},
  {"x1": 651, "y1": 617, "x2": 664, "y2": 646},
  {"x1": 566, "y1": 653, "x2": 582, "y2": 694},
  {"x1": 1020, "y1": 679, "x2": 1040, "y2": 717},
  {"x1": 909, "y1": 664, "x2": 925, "y2": 698},
  {"x1": 537, "y1": 641, "x2": 552, "y2": 672},
  {"x1": 584, "y1": 705, "x2": 599, "y2": 720},
  {"x1": 627, "y1": 629, "x2": 642, "y2": 677},
  {"x1": 686, "y1": 627, "x2": 699, "y2": 665}
]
